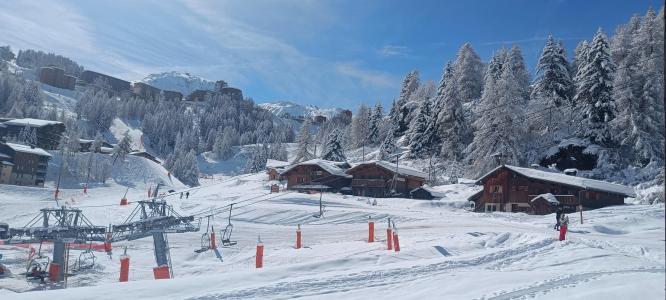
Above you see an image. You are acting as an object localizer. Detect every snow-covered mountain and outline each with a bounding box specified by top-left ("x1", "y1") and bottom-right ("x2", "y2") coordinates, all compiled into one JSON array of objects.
[
  {"x1": 259, "y1": 101, "x2": 345, "y2": 119},
  {"x1": 142, "y1": 71, "x2": 215, "y2": 96}
]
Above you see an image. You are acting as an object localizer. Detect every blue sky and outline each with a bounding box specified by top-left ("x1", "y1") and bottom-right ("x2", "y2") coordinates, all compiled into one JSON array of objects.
[{"x1": 0, "y1": 0, "x2": 661, "y2": 109}]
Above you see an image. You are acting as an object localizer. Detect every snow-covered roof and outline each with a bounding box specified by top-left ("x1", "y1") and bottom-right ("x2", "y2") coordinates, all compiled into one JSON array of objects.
[
  {"x1": 477, "y1": 165, "x2": 636, "y2": 198},
  {"x1": 4, "y1": 118, "x2": 63, "y2": 127},
  {"x1": 266, "y1": 159, "x2": 290, "y2": 169},
  {"x1": 4, "y1": 143, "x2": 52, "y2": 157},
  {"x1": 410, "y1": 186, "x2": 446, "y2": 198},
  {"x1": 530, "y1": 193, "x2": 560, "y2": 205},
  {"x1": 1, "y1": 161, "x2": 14, "y2": 166},
  {"x1": 347, "y1": 160, "x2": 428, "y2": 179},
  {"x1": 280, "y1": 159, "x2": 350, "y2": 177}
]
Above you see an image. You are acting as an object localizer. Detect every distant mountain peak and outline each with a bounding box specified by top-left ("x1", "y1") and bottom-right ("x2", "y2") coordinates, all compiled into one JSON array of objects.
[
  {"x1": 258, "y1": 100, "x2": 344, "y2": 119},
  {"x1": 142, "y1": 72, "x2": 216, "y2": 96}
]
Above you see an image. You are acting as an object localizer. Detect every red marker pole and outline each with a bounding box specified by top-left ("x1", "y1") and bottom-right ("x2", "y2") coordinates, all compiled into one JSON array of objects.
[
  {"x1": 386, "y1": 218, "x2": 393, "y2": 251},
  {"x1": 256, "y1": 236, "x2": 264, "y2": 268},
  {"x1": 210, "y1": 227, "x2": 216, "y2": 249},
  {"x1": 296, "y1": 224, "x2": 302, "y2": 249},
  {"x1": 83, "y1": 184, "x2": 88, "y2": 195},
  {"x1": 119, "y1": 248, "x2": 130, "y2": 282},
  {"x1": 368, "y1": 217, "x2": 374, "y2": 243},
  {"x1": 393, "y1": 231, "x2": 400, "y2": 252}
]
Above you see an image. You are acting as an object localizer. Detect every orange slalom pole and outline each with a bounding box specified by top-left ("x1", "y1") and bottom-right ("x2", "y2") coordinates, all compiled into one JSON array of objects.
[
  {"x1": 368, "y1": 218, "x2": 375, "y2": 243},
  {"x1": 119, "y1": 255, "x2": 130, "y2": 282},
  {"x1": 393, "y1": 231, "x2": 400, "y2": 252},
  {"x1": 296, "y1": 224, "x2": 302, "y2": 249},
  {"x1": 210, "y1": 228, "x2": 217, "y2": 249},
  {"x1": 256, "y1": 237, "x2": 264, "y2": 268}
]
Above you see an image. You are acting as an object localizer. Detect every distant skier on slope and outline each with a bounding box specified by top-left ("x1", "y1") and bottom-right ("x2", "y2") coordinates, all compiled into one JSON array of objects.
[
  {"x1": 559, "y1": 213, "x2": 569, "y2": 241},
  {"x1": 186, "y1": 191, "x2": 190, "y2": 199},
  {"x1": 554, "y1": 205, "x2": 563, "y2": 230}
]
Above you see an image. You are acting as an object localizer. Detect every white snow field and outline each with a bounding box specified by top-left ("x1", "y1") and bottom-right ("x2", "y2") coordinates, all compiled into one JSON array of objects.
[{"x1": 0, "y1": 172, "x2": 663, "y2": 299}]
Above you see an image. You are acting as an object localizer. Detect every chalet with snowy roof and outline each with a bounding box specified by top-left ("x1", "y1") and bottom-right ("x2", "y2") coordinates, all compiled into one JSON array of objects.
[
  {"x1": 280, "y1": 159, "x2": 352, "y2": 193},
  {"x1": 345, "y1": 160, "x2": 427, "y2": 198},
  {"x1": 266, "y1": 159, "x2": 290, "y2": 181},
  {"x1": 1, "y1": 118, "x2": 65, "y2": 150},
  {"x1": 410, "y1": 186, "x2": 445, "y2": 200},
  {"x1": 472, "y1": 165, "x2": 636, "y2": 214},
  {"x1": 0, "y1": 142, "x2": 51, "y2": 186}
]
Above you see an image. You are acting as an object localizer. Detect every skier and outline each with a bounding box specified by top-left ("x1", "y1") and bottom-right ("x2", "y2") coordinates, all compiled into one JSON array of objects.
[
  {"x1": 554, "y1": 205, "x2": 563, "y2": 230},
  {"x1": 185, "y1": 191, "x2": 190, "y2": 199},
  {"x1": 180, "y1": 192, "x2": 183, "y2": 199},
  {"x1": 559, "y1": 213, "x2": 569, "y2": 241}
]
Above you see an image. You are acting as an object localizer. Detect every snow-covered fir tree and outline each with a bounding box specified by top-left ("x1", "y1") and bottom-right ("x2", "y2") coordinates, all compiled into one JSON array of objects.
[
  {"x1": 435, "y1": 61, "x2": 470, "y2": 161},
  {"x1": 245, "y1": 144, "x2": 268, "y2": 173},
  {"x1": 612, "y1": 8, "x2": 665, "y2": 167},
  {"x1": 466, "y1": 53, "x2": 526, "y2": 177},
  {"x1": 573, "y1": 29, "x2": 616, "y2": 145},
  {"x1": 378, "y1": 129, "x2": 397, "y2": 160},
  {"x1": 112, "y1": 131, "x2": 132, "y2": 165},
  {"x1": 293, "y1": 118, "x2": 314, "y2": 163},
  {"x1": 321, "y1": 129, "x2": 346, "y2": 162},
  {"x1": 395, "y1": 70, "x2": 420, "y2": 135},
  {"x1": 408, "y1": 99, "x2": 436, "y2": 158},
  {"x1": 368, "y1": 103, "x2": 383, "y2": 145},
  {"x1": 452, "y1": 43, "x2": 484, "y2": 104},
  {"x1": 507, "y1": 45, "x2": 532, "y2": 100}
]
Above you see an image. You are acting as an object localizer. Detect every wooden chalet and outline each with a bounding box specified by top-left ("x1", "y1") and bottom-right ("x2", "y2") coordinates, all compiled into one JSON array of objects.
[
  {"x1": 1, "y1": 118, "x2": 66, "y2": 150},
  {"x1": 345, "y1": 160, "x2": 427, "y2": 198},
  {"x1": 472, "y1": 165, "x2": 636, "y2": 214},
  {"x1": 280, "y1": 159, "x2": 351, "y2": 193},
  {"x1": 0, "y1": 142, "x2": 51, "y2": 186},
  {"x1": 410, "y1": 186, "x2": 445, "y2": 200},
  {"x1": 266, "y1": 159, "x2": 290, "y2": 181}
]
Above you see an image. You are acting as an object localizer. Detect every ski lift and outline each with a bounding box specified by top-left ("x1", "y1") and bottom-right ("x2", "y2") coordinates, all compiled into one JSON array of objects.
[
  {"x1": 74, "y1": 235, "x2": 97, "y2": 271},
  {"x1": 194, "y1": 216, "x2": 212, "y2": 253},
  {"x1": 26, "y1": 242, "x2": 49, "y2": 281},
  {"x1": 221, "y1": 204, "x2": 237, "y2": 247}
]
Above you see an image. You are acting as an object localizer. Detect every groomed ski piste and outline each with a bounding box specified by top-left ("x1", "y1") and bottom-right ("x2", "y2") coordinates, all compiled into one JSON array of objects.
[{"x1": 0, "y1": 168, "x2": 664, "y2": 299}]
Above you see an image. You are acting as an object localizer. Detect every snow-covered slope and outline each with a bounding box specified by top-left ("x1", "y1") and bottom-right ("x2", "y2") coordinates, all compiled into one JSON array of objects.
[
  {"x1": 259, "y1": 101, "x2": 344, "y2": 119},
  {"x1": 142, "y1": 71, "x2": 215, "y2": 95}
]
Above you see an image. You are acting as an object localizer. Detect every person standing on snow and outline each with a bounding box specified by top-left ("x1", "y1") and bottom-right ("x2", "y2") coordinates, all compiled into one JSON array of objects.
[
  {"x1": 559, "y1": 213, "x2": 569, "y2": 241},
  {"x1": 554, "y1": 205, "x2": 563, "y2": 230},
  {"x1": 186, "y1": 191, "x2": 190, "y2": 199},
  {"x1": 180, "y1": 192, "x2": 183, "y2": 199}
]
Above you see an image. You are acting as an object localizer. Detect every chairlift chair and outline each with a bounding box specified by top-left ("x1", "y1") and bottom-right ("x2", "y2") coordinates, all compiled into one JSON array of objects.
[
  {"x1": 221, "y1": 204, "x2": 237, "y2": 247},
  {"x1": 194, "y1": 216, "x2": 212, "y2": 253},
  {"x1": 75, "y1": 248, "x2": 97, "y2": 271},
  {"x1": 26, "y1": 255, "x2": 50, "y2": 280}
]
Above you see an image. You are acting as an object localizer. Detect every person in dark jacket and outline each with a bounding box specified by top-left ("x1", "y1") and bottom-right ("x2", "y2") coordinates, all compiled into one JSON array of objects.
[
  {"x1": 559, "y1": 213, "x2": 569, "y2": 241},
  {"x1": 186, "y1": 191, "x2": 190, "y2": 199},
  {"x1": 554, "y1": 205, "x2": 563, "y2": 230}
]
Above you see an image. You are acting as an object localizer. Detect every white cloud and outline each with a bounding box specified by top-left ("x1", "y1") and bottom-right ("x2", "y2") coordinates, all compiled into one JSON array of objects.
[
  {"x1": 336, "y1": 62, "x2": 396, "y2": 89},
  {"x1": 378, "y1": 45, "x2": 410, "y2": 58}
]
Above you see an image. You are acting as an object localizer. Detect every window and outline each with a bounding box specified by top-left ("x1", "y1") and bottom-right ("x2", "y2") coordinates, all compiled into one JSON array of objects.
[
  {"x1": 315, "y1": 171, "x2": 323, "y2": 176},
  {"x1": 297, "y1": 177, "x2": 304, "y2": 183},
  {"x1": 485, "y1": 203, "x2": 498, "y2": 212},
  {"x1": 491, "y1": 185, "x2": 502, "y2": 193}
]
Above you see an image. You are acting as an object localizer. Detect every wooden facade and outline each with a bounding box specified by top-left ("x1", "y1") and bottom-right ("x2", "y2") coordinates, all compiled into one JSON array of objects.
[
  {"x1": 0, "y1": 143, "x2": 51, "y2": 187},
  {"x1": 281, "y1": 163, "x2": 351, "y2": 192},
  {"x1": 474, "y1": 165, "x2": 631, "y2": 215},
  {"x1": 345, "y1": 162, "x2": 426, "y2": 198},
  {"x1": 1, "y1": 118, "x2": 66, "y2": 150}
]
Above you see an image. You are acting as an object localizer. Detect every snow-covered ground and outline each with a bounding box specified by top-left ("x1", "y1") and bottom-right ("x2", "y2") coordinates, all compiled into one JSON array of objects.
[
  {"x1": 259, "y1": 101, "x2": 344, "y2": 119},
  {"x1": 0, "y1": 170, "x2": 663, "y2": 299}
]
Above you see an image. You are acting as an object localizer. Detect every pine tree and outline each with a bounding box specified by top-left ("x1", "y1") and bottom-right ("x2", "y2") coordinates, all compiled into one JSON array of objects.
[
  {"x1": 453, "y1": 43, "x2": 484, "y2": 104},
  {"x1": 388, "y1": 100, "x2": 401, "y2": 138},
  {"x1": 112, "y1": 131, "x2": 132, "y2": 165},
  {"x1": 508, "y1": 45, "x2": 532, "y2": 100},
  {"x1": 436, "y1": 61, "x2": 469, "y2": 161},
  {"x1": 408, "y1": 99, "x2": 436, "y2": 158},
  {"x1": 466, "y1": 56, "x2": 526, "y2": 177},
  {"x1": 293, "y1": 118, "x2": 314, "y2": 163},
  {"x1": 321, "y1": 129, "x2": 346, "y2": 162},
  {"x1": 573, "y1": 29, "x2": 616, "y2": 145},
  {"x1": 532, "y1": 36, "x2": 573, "y2": 108},
  {"x1": 395, "y1": 70, "x2": 420, "y2": 135},
  {"x1": 368, "y1": 103, "x2": 383, "y2": 145},
  {"x1": 379, "y1": 130, "x2": 397, "y2": 160},
  {"x1": 613, "y1": 8, "x2": 665, "y2": 166}
]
